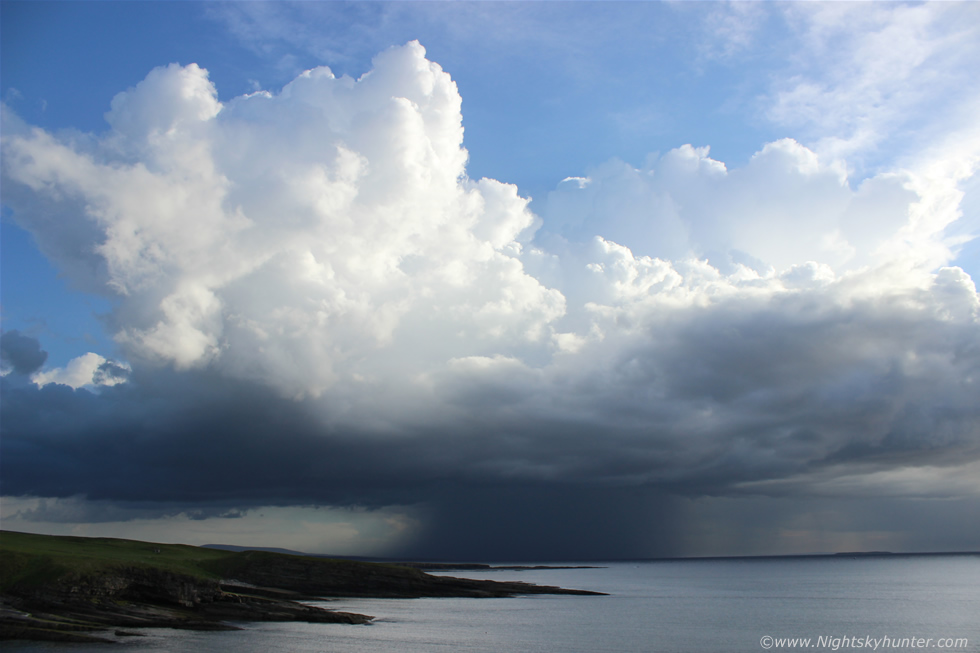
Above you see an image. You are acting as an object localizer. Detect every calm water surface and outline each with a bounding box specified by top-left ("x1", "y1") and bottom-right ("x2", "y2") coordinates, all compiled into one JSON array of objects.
[{"x1": 9, "y1": 555, "x2": 980, "y2": 652}]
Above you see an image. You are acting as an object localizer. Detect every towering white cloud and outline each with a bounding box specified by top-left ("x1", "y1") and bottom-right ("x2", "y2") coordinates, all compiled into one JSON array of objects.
[
  {"x1": 3, "y1": 42, "x2": 562, "y2": 398},
  {"x1": 541, "y1": 140, "x2": 967, "y2": 277}
]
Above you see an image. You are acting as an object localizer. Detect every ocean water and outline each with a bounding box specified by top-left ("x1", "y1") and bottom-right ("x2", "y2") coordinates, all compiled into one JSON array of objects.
[{"x1": 8, "y1": 555, "x2": 980, "y2": 652}]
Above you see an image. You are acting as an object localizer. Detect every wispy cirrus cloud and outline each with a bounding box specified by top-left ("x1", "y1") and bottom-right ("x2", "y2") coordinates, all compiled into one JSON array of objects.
[{"x1": 768, "y1": 3, "x2": 980, "y2": 166}]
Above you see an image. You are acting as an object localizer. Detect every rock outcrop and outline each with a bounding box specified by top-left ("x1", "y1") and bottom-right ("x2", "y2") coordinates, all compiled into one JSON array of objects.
[{"x1": 1, "y1": 565, "x2": 373, "y2": 643}]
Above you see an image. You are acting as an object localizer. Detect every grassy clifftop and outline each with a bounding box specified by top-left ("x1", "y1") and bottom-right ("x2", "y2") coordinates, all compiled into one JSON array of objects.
[
  {"x1": 1, "y1": 530, "x2": 231, "y2": 593},
  {"x1": 0, "y1": 530, "x2": 417, "y2": 594}
]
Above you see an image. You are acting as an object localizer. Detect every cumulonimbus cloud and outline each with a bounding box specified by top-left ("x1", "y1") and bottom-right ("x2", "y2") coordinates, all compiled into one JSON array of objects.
[
  {"x1": 2, "y1": 41, "x2": 978, "y2": 557},
  {"x1": 3, "y1": 42, "x2": 562, "y2": 399}
]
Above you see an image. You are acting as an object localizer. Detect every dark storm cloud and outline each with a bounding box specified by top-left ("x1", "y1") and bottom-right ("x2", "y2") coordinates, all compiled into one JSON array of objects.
[
  {"x1": 0, "y1": 368, "x2": 687, "y2": 558},
  {"x1": 3, "y1": 267, "x2": 978, "y2": 558},
  {"x1": 8, "y1": 496, "x2": 247, "y2": 524},
  {"x1": 398, "y1": 485, "x2": 684, "y2": 561},
  {"x1": 0, "y1": 330, "x2": 48, "y2": 375},
  {"x1": 93, "y1": 359, "x2": 131, "y2": 386}
]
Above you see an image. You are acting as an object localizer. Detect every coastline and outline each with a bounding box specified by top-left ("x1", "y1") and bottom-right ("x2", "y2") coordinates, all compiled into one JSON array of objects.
[{"x1": 0, "y1": 531, "x2": 604, "y2": 644}]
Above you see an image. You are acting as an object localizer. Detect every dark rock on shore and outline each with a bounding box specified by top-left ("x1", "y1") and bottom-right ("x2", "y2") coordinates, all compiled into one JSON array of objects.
[{"x1": 0, "y1": 566, "x2": 372, "y2": 644}]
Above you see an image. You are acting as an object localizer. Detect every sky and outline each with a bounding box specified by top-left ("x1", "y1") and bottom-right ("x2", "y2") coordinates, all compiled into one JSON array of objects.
[{"x1": 1, "y1": 1, "x2": 979, "y2": 561}]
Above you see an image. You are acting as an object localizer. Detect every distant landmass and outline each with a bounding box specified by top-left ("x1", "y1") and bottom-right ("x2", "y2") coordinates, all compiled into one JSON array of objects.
[
  {"x1": 202, "y1": 544, "x2": 604, "y2": 570},
  {"x1": 0, "y1": 531, "x2": 604, "y2": 644},
  {"x1": 202, "y1": 543, "x2": 330, "y2": 556}
]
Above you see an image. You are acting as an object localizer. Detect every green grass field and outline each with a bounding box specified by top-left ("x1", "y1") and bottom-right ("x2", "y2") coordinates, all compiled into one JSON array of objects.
[
  {"x1": 0, "y1": 530, "x2": 235, "y2": 592},
  {"x1": 0, "y1": 530, "x2": 418, "y2": 596}
]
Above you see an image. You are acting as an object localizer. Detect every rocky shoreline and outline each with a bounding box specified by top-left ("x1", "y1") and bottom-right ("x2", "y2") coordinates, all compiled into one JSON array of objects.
[
  {"x1": 0, "y1": 565, "x2": 373, "y2": 644},
  {"x1": 0, "y1": 532, "x2": 605, "y2": 644}
]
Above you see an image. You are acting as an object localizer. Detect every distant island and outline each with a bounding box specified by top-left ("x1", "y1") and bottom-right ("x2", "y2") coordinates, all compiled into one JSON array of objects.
[{"x1": 0, "y1": 531, "x2": 604, "y2": 644}]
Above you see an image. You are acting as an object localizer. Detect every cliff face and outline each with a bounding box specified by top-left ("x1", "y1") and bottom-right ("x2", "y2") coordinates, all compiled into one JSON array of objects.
[
  {"x1": 45, "y1": 566, "x2": 224, "y2": 609},
  {"x1": 2, "y1": 561, "x2": 373, "y2": 643}
]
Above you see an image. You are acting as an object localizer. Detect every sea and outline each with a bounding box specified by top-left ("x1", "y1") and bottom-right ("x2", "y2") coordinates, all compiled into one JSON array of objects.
[{"x1": 8, "y1": 554, "x2": 980, "y2": 652}]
